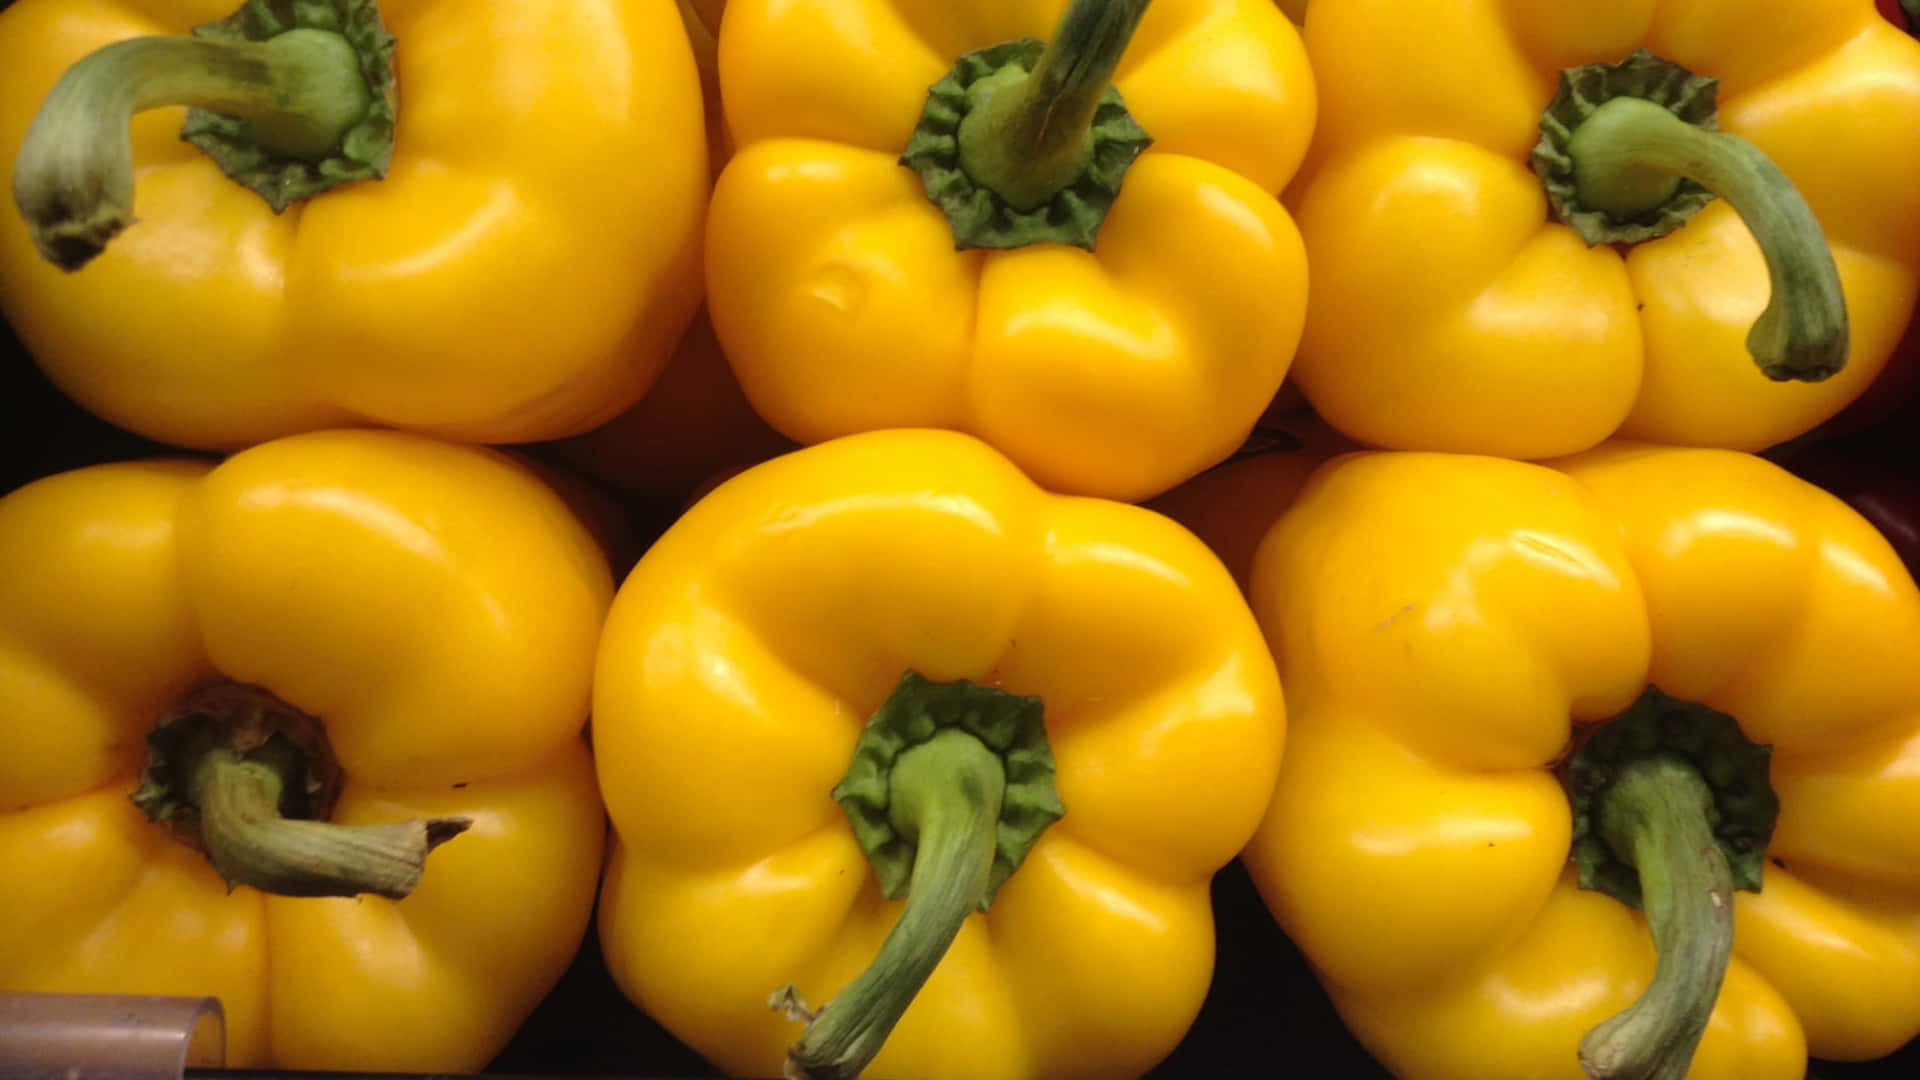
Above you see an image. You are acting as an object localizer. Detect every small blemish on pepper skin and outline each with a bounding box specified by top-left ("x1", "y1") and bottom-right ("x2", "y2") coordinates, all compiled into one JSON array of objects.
[
  {"x1": 808, "y1": 263, "x2": 866, "y2": 315},
  {"x1": 1374, "y1": 604, "x2": 1414, "y2": 630}
]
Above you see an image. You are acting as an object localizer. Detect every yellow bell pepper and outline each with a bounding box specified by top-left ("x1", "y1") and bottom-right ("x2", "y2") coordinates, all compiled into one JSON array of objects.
[
  {"x1": 1241, "y1": 444, "x2": 1920, "y2": 1079},
  {"x1": 0, "y1": 428, "x2": 613, "y2": 1071},
  {"x1": 592, "y1": 427, "x2": 1286, "y2": 1079},
  {"x1": 0, "y1": 0, "x2": 707, "y2": 451},
  {"x1": 706, "y1": 0, "x2": 1314, "y2": 501},
  {"x1": 1287, "y1": 0, "x2": 1920, "y2": 459}
]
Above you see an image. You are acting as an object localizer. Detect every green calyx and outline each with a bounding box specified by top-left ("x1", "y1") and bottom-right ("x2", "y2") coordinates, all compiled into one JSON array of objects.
[
  {"x1": 1902, "y1": 1, "x2": 1920, "y2": 34},
  {"x1": 9, "y1": 0, "x2": 395, "y2": 271},
  {"x1": 1533, "y1": 50, "x2": 1720, "y2": 246},
  {"x1": 132, "y1": 683, "x2": 470, "y2": 901},
  {"x1": 901, "y1": 0, "x2": 1153, "y2": 251},
  {"x1": 1532, "y1": 49, "x2": 1849, "y2": 383},
  {"x1": 1564, "y1": 687, "x2": 1780, "y2": 1080},
  {"x1": 182, "y1": 0, "x2": 398, "y2": 211},
  {"x1": 831, "y1": 670, "x2": 1065, "y2": 908},
  {"x1": 1567, "y1": 687, "x2": 1778, "y2": 906},
  {"x1": 774, "y1": 671, "x2": 1065, "y2": 1080}
]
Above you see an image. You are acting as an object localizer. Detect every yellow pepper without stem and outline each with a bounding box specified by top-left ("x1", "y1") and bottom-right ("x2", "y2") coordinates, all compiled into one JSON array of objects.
[
  {"x1": 706, "y1": 0, "x2": 1313, "y2": 501},
  {"x1": 1241, "y1": 444, "x2": 1920, "y2": 1080},
  {"x1": 0, "y1": 0, "x2": 707, "y2": 451},
  {"x1": 0, "y1": 429, "x2": 613, "y2": 1070},
  {"x1": 592, "y1": 428, "x2": 1285, "y2": 1079},
  {"x1": 1288, "y1": 0, "x2": 1920, "y2": 459}
]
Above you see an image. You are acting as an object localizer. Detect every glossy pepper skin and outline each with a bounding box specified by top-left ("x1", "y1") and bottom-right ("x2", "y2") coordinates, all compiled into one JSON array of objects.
[
  {"x1": 1288, "y1": 0, "x2": 1920, "y2": 459},
  {"x1": 593, "y1": 428, "x2": 1286, "y2": 1079},
  {"x1": 1241, "y1": 444, "x2": 1920, "y2": 1079},
  {"x1": 0, "y1": 0, "x2": 707, "y2": 451},
  {"x1": 0, "y1": 429, "x2": 612, "y2": 1070},
  {"x1": 705, "y1": 0, "x2": 1314, "y2": 501}
]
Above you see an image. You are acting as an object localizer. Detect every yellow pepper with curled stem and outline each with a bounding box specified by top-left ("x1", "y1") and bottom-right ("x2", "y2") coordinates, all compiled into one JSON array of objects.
[
  {"x1": 706, "y1": 0, "x2": 1313, "y2": 501},
  {"x1": 1286, "y1": 0, "x2": 1920, "y2": 459},
  {"x1": 1242, "y1": 443, "x2": 1920, "y2": 1080},
  {"x1": 591, "y1": 427, "x2": 1286, "y2": 1079},
  {"x1": 0, "y1": 428, "x2": 612, "y2": 1070},
  {"x1": 0, "y1": 0, "x2": 707, "y2": 450}
]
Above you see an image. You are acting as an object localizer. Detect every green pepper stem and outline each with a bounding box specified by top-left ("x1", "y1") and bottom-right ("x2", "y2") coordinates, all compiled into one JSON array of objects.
[
  {"x1": 11, "y1": 28, "x2": 370, "y2": 271},
  {"x1": 954, "y1": 0, "x2": 1151, "y2": 210},
  {"x1": 1578, "y1": 755, "x2": 1736, "y2": 1080},
  {"x1": 784, "y1": 729, "x2": 1006, "y2": 1080},
  {"x1": 190, "y1": 736, "x2": 471, "y2": 901},
  {"x1": 1565, "y1": 96, "x2": 1848, "y2": 382}
]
